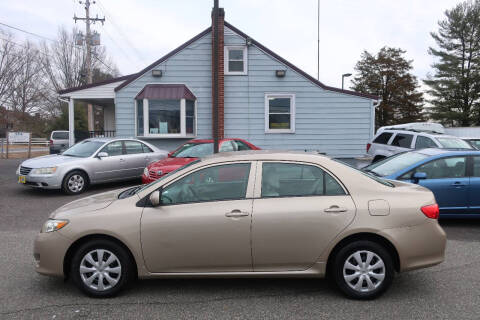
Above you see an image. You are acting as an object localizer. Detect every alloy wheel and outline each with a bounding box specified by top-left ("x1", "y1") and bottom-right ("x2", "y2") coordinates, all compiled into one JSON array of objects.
[{"x1": 68, "y1": 174, "x2": 84, "y2": 193}]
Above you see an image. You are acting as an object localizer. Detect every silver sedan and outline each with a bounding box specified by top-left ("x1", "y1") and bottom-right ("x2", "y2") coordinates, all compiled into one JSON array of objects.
[{"x1": 16, "y1": 138, "x2": 168, "y2": 194}]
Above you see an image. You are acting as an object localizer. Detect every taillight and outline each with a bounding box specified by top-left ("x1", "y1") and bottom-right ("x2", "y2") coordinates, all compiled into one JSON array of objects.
[
  {"x1": 366, "y1": 143, "x2": 371, "y2": 152},
  {"x1": 421, "y1": 204, "x2": 439, "y2": 219},
  {"x1": 49, "y1": 140, "x2": 53, "y2": 146}
]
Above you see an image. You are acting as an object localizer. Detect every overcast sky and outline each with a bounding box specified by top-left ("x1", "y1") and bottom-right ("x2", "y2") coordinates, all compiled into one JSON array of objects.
[{"x1": 1, "y1": 0, "x2": 462, "y2": 91}]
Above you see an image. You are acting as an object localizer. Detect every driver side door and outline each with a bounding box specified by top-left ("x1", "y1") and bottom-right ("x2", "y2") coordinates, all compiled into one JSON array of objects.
[{"x1": 140, "y1": 162, "x2": 255, "y2": 273}]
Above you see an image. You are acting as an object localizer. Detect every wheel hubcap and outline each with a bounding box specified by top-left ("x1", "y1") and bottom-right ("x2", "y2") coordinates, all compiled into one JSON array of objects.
[
  {"x1": 343, "y1": 250, "x2": 385, "y2": 293},
  {"x1": 79, "y1": 249, "x2": 122, "y2": 291},
  {"x1": 68, "y1": 175, "x2": 84, "y2": 192}
]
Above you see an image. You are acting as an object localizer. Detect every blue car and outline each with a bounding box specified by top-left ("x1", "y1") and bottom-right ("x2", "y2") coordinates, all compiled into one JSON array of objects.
[{"x1": 362, "y1": 148, "x2": 480, "y2": 218}]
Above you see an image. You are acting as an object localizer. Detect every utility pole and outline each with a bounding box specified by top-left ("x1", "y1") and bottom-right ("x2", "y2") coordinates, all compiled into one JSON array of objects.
[{"x1": 74, "y1": 0, "x2": 105, "y2": 133}]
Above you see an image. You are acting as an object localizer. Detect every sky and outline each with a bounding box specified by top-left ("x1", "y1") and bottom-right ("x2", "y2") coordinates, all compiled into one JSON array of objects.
[{"x1": 0, "y1": 0, "x2": 463, "y2": 91}]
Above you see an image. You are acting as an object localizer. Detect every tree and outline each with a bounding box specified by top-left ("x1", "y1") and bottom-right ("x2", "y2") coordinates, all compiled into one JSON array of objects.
[
  {"x1": 0, "y1": 30, "x2": 23, "y2": 106},
  {"x1": 351, "y1": 47, "x2": 424, "y2": 128},
  {"x1": 424, "y1": 0, "x2": 480, "y2": 126}
]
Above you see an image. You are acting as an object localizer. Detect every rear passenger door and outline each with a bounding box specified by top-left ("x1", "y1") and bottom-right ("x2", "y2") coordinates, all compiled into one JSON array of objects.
[
  {"x1": 123, "y1": 140, "x2": 151, "y2": 178},
  {"x1": 251, "y1": 162, "x2": 356, "y2": 272},
  {"x1": 388, "y1": 133, "x2": 414, "y2": 156}
]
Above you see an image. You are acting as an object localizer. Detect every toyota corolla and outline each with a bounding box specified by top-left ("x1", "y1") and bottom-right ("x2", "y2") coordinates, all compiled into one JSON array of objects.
[{"x1": 34, "y1": 151, "x2": 446, "y2": 299}]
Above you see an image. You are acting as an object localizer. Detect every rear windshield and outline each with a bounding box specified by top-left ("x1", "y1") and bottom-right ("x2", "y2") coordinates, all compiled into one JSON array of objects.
[
  {"x1": 373, "y1": 132, "x2": 393, "y2": 145},
  {"x1": 363, "y1": 152, "x2": 429, "y2": 177},
  {"x1": 437, "y1": 137, "x2": 472, "y2": 149},
  {"x1": 52, "y1": 132, "x2": 68, "y2": 139}
]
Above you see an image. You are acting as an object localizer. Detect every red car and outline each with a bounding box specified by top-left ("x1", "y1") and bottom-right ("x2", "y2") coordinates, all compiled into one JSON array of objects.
[{"x1": 142, "y1": 138, "x2": 260, "y2": 184}]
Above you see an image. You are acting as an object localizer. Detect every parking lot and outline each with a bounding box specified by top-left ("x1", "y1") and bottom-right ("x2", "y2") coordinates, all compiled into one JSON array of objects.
[{"x1": 1, "y1": 158, "x2": 480, "y2": 319}]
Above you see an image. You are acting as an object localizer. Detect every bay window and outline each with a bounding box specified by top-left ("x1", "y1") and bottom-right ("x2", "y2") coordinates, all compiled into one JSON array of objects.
[{"x1": 135, "y1": 84, "x2": 197, "y2": 138}]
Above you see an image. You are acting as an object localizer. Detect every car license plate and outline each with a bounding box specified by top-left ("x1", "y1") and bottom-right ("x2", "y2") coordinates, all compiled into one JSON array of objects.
[{"x1": 18, "y1": 175, "x2": 26, "y2": 184}]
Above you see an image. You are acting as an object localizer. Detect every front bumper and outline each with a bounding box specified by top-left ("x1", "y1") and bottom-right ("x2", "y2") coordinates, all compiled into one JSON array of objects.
[
  {"x1": 34, "y1": 231, "x2": 73, "y2": 277},
  {"x1": 17, "y1": 173, "x2": 62, "y2": 189},
  {"x1": 379, "y1": 219, "x2": 447, "y2": 272}
]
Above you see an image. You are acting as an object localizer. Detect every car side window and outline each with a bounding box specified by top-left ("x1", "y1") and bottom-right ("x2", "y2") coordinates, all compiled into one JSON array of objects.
[
  {"x1": 414, "y1": 157, "x2": 467, "y2": 179},
  {"x1": 219, "y1": 141, "x2": 238, "y2": 152},
  {"x1": 473, "y1": 157, "x2": 480, "y2": 177},
  {"x1": 261, "y1": 162, "x2": 345, "y2": 198},
  {"x1": 391, "y1": 134, "x2": 413, "y2": 148},
  {"x1": 142, "y1": 143, "x2": 153, "y2": 153},
  {"x1": 100, "y1": 141, "x2": 123, "y2": 156},
  {"x1": 124, "y1": 141, "x2": 145, "y2": 154},
  {"x1": 161, "y1": 163, "x2": 251, "y2": 205},
  {"x1": 235, "y1": 140, "x2": 252, "y2": 151},
  {"x1": 415, "y1": 136, "x2": 437, "y2": 149},
  {"x1": 373, "y1": 132, "x2": 393, "y2": 145}
]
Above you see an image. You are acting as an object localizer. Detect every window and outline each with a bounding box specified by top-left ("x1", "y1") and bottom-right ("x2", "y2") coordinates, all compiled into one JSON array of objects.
[
  {"x1": 161, "y1": 163, "x2": 251, "y2": 204},
  {"x1": 100, "y1": 141, "x2": 123, "y2": 156},
  {"x1": 473, "y1": 157, "x2": 480, "y2": 177},
  {"x1": 136, "y1": 100, "x2": 143, "y2": 136},
  {"x1": 124, "y1": 141, "x2": 145, "y2": 154},
  {"x1": 52, "y1": 132, "x2": 68, "y2": 140},
  {"x1": 142, "y1": 144, "x2": 153, "y2": 153},
  {"x1": 225, "y1": 46, "x2": 247, "y2": 75},
  {"x1": 410, "y1": 157, "x2": 467, "y2": 179},
  {"x1": 220, "y1": 141, "x2": 238, "y2": 152},
  {"x1": 261, "y1": 162, "x2": 345, "y2": 198},
  {"x1": 415, "y1": 136, "x2": 437, "y2": 149},
  {"x1": 373, "y1": 132, "x2": 393, "y2": 145},
  {"x1": 265, "y1": 94, "x2": 295, "y2": 133},
  {"x1": 436, "y1": 137, "x2": 472, "y2": 149},
  {"x1": 62, "y1": 140, "x2": 104, "y2": 158},
  {"x1": 171, "y1": 143, "x2": 214, "y2": 158},
  {"x1": 235, "y1": 140, "x2": 252, "y2": 151},
  {"x1": 135, "y1": 97, "x2": 196, "y2": 138},
  {"x1": 469, "y1": 139, "x2": 480, "y2": 149},
  {"x1": 364, "y1": 152, "x2": 428, "y2": 177},
  {"x1": 391, "y1": 133, "x2": 413, "y2": 148}
]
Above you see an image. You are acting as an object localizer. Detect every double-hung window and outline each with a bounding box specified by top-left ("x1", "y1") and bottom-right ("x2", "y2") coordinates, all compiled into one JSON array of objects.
[
  {"x1": 225, "y1": 46, "x2": 247, "y2": 75},
  {"x1": 265, "y1": 93, "x2": 295, "y2": 133},
  {"x1": 135, "y1": 84, "x2": 197, "y2": 138}
]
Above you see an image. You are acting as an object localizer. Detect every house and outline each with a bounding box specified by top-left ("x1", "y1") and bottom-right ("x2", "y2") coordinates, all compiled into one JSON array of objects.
[{"x1": 58, "y1": 2, "x2": 379, "y2": 158}]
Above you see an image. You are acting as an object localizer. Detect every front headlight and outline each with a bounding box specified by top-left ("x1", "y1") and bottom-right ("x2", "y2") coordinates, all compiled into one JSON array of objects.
[
  {"x1": 41, "y1": 219, "x2": 69, "y2": 233},
  {"x1": 143, "y1": 167, "x2": 149, "y2": 177},
  {"x1": 31, "y1": 167, "x2": 57, "y2": 175}
]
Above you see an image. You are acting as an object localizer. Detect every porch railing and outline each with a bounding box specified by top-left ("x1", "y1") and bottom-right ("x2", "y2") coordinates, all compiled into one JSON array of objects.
[{"x1": 88, "y1": 130, "x2": 116, "y2": 138}]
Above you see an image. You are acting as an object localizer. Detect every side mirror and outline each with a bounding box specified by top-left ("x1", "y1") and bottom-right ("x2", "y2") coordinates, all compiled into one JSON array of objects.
[
  {"x1": 149, "y1": 190, "x2": 161, "y2": 207},
  {"x1": 97, "y1": 152, "x2": 108, "y2": 158},
  {"x1": 413, "y1": 172, "x2": 427, "y2": 183}
]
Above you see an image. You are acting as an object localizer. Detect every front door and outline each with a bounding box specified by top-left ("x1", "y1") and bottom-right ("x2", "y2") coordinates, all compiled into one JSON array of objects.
[
  {"x1": 251, "y1": 162, "x2": 356, "y2": 272},
  {"x1": 140, "y1": 162, "x2": 255, "y2": 273},
  {"x1": 92, "y1": 141, "x2": 127, "y2": 182},
  {"x1": 413, "y1": 156, "x2": 469, "y2": 215}
]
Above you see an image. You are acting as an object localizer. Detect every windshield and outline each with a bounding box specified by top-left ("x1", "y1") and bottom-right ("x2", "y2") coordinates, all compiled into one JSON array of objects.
[
  {"x1": 134, "y1": 159, "x2": 202, "y2": 195},
  {"x1": 363, "y1": 152, "x2": 429, "y2": 177},
  {"x1": 334, "y1": 159, "x2": 394, "y2": 187},
  {"x1": 437, "y1": 137, "x2": 472, "y2": 149},
  {"x1": 62, "y1": 140, "x2": 105, "y2": 158},
  {"x1": 171, "y1": 143, "x2": 214, "y2": 158}
]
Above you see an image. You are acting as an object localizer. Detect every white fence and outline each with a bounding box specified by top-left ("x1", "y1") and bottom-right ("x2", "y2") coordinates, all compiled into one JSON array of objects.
[
  {"x1": 0, "y1": 137, "x2": 49, "y2": 159},
  {"x1": 0, "y1": 138, "x2": 49, "y2": 146}
]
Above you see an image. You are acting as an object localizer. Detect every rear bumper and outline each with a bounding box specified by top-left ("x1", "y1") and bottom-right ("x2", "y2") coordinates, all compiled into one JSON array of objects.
[
  {"x1": 379, "y1": 219, "x2": 447, "y2": 272},
  {"x1": 34, "y1": 231, "x2": 72, "y2": 277}
]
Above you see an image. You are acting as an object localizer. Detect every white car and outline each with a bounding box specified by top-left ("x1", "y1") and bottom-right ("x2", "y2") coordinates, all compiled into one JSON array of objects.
[{"x1": 367, "y1": 123, "x2": 473, "y2": 162}]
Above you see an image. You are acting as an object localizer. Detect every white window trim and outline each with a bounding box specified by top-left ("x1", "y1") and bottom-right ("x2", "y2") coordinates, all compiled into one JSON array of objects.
[
  {"x1": 264, "y1": 93, "x2": 295, "y2": 133},
  {"x1": 224, "y1": 46, "x2": 248, "y2": 75},
  {"x1": 135, "y1": 97, "x2": 197, "y2": 139}
]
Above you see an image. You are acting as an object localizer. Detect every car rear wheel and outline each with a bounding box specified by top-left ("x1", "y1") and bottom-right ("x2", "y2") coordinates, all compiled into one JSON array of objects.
[
  {"x1": 71, "y1": 239, "x2": 133, "y2": 298},
  {"x1": 332, "y1": 240, "x2": 394, "y2": 300},
  {"x1": 62, "y1": 171, "x2": 88, "y2": 195}
]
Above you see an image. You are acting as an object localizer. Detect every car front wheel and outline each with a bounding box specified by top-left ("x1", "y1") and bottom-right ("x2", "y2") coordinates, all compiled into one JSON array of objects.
[
  {"x1": 332, "y1": 240, "x2": 394, "y2": 300},
  {"x1": 62, "y1": 171, "x2": 88, "y2": 194},
  {"x1": 70, "y1": 239, "x2": 134, "y2": 298}
]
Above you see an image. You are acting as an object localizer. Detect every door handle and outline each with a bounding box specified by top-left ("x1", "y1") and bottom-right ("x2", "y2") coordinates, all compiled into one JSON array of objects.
[
  {"x1": 225, "y1": 209, "x2": 249, "y2": 218},
  {"x1": 324, "y1": 205, "x2": 348, "y2": 213},
  {"x1": 119, "y1": 158, "x2": 126, "y2": 162},
  {"x1": 451, "y1": 182, "x2": 466, "y2": 187}
]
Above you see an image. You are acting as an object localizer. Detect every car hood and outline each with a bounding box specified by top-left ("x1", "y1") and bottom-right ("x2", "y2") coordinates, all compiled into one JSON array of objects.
[
  {"x1": 148, "y1": 156, "x2": 198, "y2": 172},
  {"x1": 21, "y1": 154, "x2": 85, "y2": 168},
  {"x1": 50, "y1": 188, "x2": 130, "y2": 219}
]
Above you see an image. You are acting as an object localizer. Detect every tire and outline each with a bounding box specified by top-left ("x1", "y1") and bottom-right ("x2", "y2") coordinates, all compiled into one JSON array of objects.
[
  {"x1": 70, "y1": 239, "x2": 134, "y2": 298},
  {"x1": 332, "y1": 240, "x2": 394, "y2": 300},
  {"x1": 62, "y1": 170, "x2": 89, "y2": 195}
]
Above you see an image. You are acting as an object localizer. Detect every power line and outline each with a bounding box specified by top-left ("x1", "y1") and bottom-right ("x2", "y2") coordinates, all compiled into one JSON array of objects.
[{"x1": 0, "y1": 21, "x2": 116, "y2": 73}]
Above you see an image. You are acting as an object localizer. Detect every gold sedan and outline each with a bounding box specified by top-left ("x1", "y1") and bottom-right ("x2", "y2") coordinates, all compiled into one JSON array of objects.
[{"x1": 34, "y1": 151, "x2": 446, "y2": 299}]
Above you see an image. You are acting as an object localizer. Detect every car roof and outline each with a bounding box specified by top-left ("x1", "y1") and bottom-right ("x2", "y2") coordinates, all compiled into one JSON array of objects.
[
  {"x1": 414, "y1": 148, "x2": 480, "y2": 156},
  {"x1": 199, "y1": 150, "x2": 329, "y2": 163},
  {"x1": 82, "y1": 137, "x2": 142, "y2": 143},
  {"x1": 379, "y1": 130, "x2": 461, "y2": 139},
  {"x1": 188, "y1": 138, "x2": 239, "y2": 143}
]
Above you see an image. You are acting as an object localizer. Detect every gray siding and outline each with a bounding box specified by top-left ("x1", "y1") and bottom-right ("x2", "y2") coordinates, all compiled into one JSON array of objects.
[
  {"x1": 223, "y1": 27, "x2": 374, "y2": 157},
  {"x1": 114, "y1": 32, "x2": 212, "y2": 151},
  {"x1": 114, "y1": 27, "x2": 374, "y2": 157}
]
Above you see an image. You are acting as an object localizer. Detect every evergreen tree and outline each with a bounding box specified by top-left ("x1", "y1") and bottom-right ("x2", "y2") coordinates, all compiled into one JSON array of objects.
[
  {"x1": 351, "y1": 47, "x2": 424, "y2": 129},
  {"x1": 424, "y1": 0, "x2": 480, "y2": 126}
]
